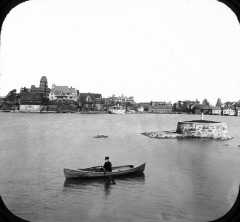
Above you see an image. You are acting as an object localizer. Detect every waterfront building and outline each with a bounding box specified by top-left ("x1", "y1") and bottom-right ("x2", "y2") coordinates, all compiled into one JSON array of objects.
[
  {"x1": 19, "y1": 91, "x2": 43, "y2": 112},
  {"x1": 104, "y1": 95, "x2": 137, "y2": 112},
  {"x1": 95, "y1": 98, "x2": 106, "y2": 111},
  {"x1": 20, "y1": 92, "x2": 43, "y2": 104},
  {"x1": 30, "y1": 76, "x2": 51, "y2": 99},
  {"x1": 49, "y1": 84, "x2": 78, "y2": 101},
  {"x1": 17, "y1": 77, "x2": 48, "y2": 111},
  {"x1": 222, "y1": 106, "x2": 236, "y2": 116},
  {"x1": 173, "y1": 100, "x2": 199, "y2": 113},
  {"x1": 211, "y1": 106, "x2": 222, "y2": 115},
  {"x1": 78, "y1": 93, "x2": 102, "y2": 110},
  {"x1": 148, "y1": 104, "x2": 172, "y2": 113},
  {"x1": 192, "y1": 104, "x2": 212, "y2": 114},
  {"x1": 106, "y1": 94, "x2": 135, "y2": 106}
]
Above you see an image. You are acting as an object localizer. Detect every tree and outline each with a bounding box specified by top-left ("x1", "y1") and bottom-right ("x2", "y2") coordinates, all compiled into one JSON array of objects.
[
  {"x1": 202, "y1": 99, "x2": 210, "y2": 106},
  {"x1": 225, "y1": 101, "x2": 234, "y2": 107},
  {"x1": 5, "y1": 89, "x2": 17, "y2": 102},
  {"x1": 216, "y1": 98, "x2": 223, "y2": 107},
  {"x1": 237, "y1": 100, "x2": 240, "y2": 107},
  {"x1": 195, "y1": 99, "x2": 200, "y2": 104}
]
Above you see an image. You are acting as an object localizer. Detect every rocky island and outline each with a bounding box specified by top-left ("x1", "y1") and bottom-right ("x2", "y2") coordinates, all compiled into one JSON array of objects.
[{"x1": 142, "y1": 120, "x2": 233, "y2": 140}]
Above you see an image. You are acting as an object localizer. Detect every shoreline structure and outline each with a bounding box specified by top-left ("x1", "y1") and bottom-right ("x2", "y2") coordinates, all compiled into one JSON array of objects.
[{"x1": 142, "y1": 120, "x2": 233, "y2": 140}]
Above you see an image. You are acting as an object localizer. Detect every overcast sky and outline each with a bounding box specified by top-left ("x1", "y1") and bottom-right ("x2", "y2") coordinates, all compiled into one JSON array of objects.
[{"x1": 0, "y1": 0, "x2": 240, "y2": 104}]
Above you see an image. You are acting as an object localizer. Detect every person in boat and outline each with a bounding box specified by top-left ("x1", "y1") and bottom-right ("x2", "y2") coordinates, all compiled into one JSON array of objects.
[{"x1": 102, "y1": 156, "x2": 112, "y2": 172}]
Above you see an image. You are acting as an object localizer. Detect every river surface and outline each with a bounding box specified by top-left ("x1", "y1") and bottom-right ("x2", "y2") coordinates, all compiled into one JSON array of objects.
[{"x1": 1, "y1": 113, "x2": 240, "y2": 222}]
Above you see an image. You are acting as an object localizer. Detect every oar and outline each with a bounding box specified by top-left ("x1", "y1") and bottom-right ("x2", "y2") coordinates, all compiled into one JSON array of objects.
[{"x1": 102, "y1": 167, "x2": 116, "y2": 185}]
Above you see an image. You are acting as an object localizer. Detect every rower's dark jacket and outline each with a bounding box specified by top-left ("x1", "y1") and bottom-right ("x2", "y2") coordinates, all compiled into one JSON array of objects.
[{"x1": 103, "y1": 161, "x2": 112, "y2": 172}]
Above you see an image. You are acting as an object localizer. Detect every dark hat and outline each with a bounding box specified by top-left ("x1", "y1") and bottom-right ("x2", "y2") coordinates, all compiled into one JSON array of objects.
[{"x1": 105, "y1": 156, "x2": 109, "y2": 160}]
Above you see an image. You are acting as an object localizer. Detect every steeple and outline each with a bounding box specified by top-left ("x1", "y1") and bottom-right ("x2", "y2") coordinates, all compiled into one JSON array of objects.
[{"x1": 40, "y1": 76, "x2": 48, "y2": 88}]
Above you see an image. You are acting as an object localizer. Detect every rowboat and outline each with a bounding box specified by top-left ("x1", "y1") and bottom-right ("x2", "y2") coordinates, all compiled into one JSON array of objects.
[{"x1": 64, "y1": 163, "x2": 145, "y2": 179}]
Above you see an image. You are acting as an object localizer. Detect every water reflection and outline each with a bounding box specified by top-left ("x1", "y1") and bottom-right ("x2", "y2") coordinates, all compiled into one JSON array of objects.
[
  {"x1": 63, "y1": 173, "x2": 145, "y2": 187},
  {"x1": 115, "y1": 173, "x2": 145, "y2": 183},
  {"x1": 63, "y1": 173, "x2": 145, "y2": 201},
  {"x1": 104, "y1": 180, "x2": 112, "y2": 198}
]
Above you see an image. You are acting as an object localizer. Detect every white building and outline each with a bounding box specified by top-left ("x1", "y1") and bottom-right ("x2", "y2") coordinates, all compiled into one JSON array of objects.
[{"x1": 49, "y1": 84, "x2": 78, "y2": 101}]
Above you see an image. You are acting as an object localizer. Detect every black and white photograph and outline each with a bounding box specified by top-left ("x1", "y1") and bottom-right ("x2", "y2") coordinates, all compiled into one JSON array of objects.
[{"x1": 1, "y1": 0, "x2": 240, "y2": 221}]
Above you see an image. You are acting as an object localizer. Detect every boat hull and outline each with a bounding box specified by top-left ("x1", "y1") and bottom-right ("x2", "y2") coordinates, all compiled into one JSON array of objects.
[
  {"x1": 64, "y1": 163, "x2": 145, "y2": 179},
  {"x1": 109, "y1": 109, "x2": 126, "y2": 114},
  {"x1": 108, "y1": 106, "x2": 126, "y2": 114}
]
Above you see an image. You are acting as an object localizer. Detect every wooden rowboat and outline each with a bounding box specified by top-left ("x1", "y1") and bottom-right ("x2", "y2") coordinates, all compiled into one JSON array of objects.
[{"x1": 64, "y1": 163, "x2": 145, "y2": 179}]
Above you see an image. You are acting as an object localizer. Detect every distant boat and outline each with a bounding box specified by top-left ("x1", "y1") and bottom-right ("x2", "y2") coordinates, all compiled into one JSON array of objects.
[
  {"x1": 94, "y1": 135, "x2": 108, "y2": 138},
  {"x1": 108, "y1": 106, "x2": 126, "y2": 114},
  {"x1": 64, "y1": 163, "x2": 146, "y2": 179},
  {"x1": 137, "y1": 106, "x2": 144, "y2": 113}
]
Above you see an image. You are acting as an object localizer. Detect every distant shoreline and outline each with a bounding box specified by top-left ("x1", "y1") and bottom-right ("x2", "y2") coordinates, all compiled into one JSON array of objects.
[{"x1": 0, "y1": 110, "x2": 239, "y2": 117}]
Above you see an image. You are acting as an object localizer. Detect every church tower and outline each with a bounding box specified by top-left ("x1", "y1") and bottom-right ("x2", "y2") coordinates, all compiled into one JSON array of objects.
[{"x1": 40, "y1": 76, "x2": 48, "y2": 89}]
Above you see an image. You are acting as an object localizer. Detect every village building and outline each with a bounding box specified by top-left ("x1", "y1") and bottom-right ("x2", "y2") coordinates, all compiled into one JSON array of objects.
[
  {"x1": 49, "y1": 84, "x2": 78, "y2": 101},
  {"x1": 19, "y1": 91, "x2": 43, "y2": 112},
  {"x1": 18, "y1": 75, "x2": 50, "y2": 112},
  {"x1": 78, "y1": 93, "x2": 102, "y2": 110},
  {"x1": 148, "y1": 103, "x2": 173, "y2": 114},
  {"x1": 172, "y1": 100, "x2": 198, "y2": 113},
  {"x1": 211, "y1": 106, "x2": 222, "y2": 115},
  {"x1": 95, "y1": 98, "x2": 107, "y2": 111},
  {"x1": 192, "y1": 104, "x2": 212, "y2": 114},
  {"x1": 30, "y1": 76, "x2": 51, "y2": 99},
  {"x1": 222, "y1": 106, "x2": 236, "y2": 116},
  {"x1": 106, "y1": 94, "x2": 135, "y2": 107}
]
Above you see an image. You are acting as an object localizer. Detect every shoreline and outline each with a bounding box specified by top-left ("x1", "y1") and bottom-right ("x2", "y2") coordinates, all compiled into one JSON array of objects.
[{"x1": 0, "y1": 109, "x2": 239, "y2": 117}]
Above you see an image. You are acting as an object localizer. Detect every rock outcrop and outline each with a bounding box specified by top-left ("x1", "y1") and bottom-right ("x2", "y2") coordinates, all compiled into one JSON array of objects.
[{"x1": 142, "y1": 120, "x2": 233, "y2": 140}]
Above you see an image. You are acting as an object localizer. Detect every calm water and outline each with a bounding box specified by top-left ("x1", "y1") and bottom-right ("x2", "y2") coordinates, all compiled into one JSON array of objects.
[{"x1": 1, "y1": 113, "x2": 240, "y2": 222}]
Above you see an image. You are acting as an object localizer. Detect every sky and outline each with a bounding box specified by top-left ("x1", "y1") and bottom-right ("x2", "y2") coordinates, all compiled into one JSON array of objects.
[{"x1": 0, "y1": 0, "x2": 240, "y2": 104}]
